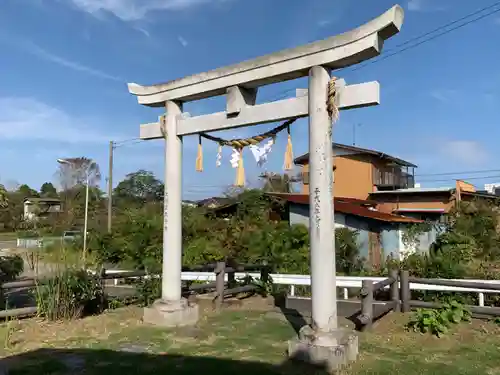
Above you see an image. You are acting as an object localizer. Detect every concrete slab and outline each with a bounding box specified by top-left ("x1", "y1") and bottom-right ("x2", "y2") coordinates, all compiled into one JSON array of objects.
[
  {"x1": 143, "y1": 298, "x2": 199, "y2": 328},
  {"x1": 288, "y1": 325, "x2": 358, "y2": 372}
]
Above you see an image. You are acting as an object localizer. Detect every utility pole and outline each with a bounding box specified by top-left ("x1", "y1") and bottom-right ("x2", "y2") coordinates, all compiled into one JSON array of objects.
[{"x1": 107, "y1": 141, "x2": 114, "y2": 233}]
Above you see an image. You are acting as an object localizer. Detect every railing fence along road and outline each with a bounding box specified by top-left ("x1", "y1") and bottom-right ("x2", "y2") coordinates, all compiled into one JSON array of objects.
[{"x1": 106, "y1": 269, "x2": 500, "y2": 307}]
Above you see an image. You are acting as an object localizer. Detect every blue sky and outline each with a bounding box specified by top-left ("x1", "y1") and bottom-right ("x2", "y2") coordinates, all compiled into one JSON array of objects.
[{"x1": 1, "y1": 0, "x2": 500, "y2": 199}]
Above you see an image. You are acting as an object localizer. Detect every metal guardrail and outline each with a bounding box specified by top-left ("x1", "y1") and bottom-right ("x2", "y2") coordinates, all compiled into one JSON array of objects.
[
  {"x1": 399, "y1": 270, "x2": 500, "y2": 318},
  {"x1": 174, "y1": 272, "x2": 500, "y2": 308},
  {"x1": 104, "y1": 269, "x2": 500, "y2": 308}
]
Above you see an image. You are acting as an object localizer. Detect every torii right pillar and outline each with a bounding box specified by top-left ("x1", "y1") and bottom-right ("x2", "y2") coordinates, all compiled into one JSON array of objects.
[{"x1": 287, "y1": 65, "x2": 358, "y2": 371}]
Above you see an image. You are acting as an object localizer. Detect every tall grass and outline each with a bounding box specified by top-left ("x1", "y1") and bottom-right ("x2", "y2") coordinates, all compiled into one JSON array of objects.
[
  {"x1": 34, "y1": 268, "x2": 104, "y2": 320},
  {"x1": 33, "y1": 240, "x2": 105, "y2": 321}
]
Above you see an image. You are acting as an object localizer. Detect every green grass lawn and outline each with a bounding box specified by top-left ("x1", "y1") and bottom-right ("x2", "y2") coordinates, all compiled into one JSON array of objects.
[{"x1": 1, "y1": 307, "x2": 500, "y2": 374}]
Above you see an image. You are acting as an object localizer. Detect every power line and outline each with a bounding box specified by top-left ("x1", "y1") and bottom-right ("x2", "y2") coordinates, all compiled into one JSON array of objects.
[
  {"x1": 417, "y1": 175, "x2": 500, "y2": 183},
  {"x1": 390, "y1": 1, "x2": 500, "y2": 50},
  {"x1": 416, "y1": 169, "x2": 500, "y2": 177},
  {"x1": 114, "y1": 139, "x2": 144, "y2": 148},
  {"x1": 114, "y1": 138, "x2": 141, "y2": 147},
  {"x1": 255, "y1": 2, "x2": 500, "y2": 105},
  {"x1": 342, "y1": 2, "x2": 500, "y2": 73}
]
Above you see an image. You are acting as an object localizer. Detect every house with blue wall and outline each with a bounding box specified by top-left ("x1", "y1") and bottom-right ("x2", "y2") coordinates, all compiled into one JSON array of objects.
[{"x1": 269, "y1": 194, "x2": 433, "y2": 268}]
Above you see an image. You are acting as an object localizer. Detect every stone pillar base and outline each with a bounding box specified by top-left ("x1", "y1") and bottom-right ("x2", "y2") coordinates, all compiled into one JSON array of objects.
[
  {"x1": 143, "y1": 298, "x2": 199, "y2": 327},
  {"x1": 288, "y1": 325, "x2": 358, "y2": 372}
]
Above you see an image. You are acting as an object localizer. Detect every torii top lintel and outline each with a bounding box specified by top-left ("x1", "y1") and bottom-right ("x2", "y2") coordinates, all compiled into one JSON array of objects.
[{"x1": 127, "y1": 5, "x2": 404, "y2": 107}]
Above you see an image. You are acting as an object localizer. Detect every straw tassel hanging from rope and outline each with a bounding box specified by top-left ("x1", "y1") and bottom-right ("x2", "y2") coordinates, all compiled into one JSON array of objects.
[
  {"x1": 195, "y1": 135, "x2": 203, "y2": 172},
  {"x1": 235, "y1": 148, "x2": 245, "y2": 187},
  {"x1": 198, "y1": 118, "x2": 298, "y2": 187},
  {"x1": 283, "y1": 125, "x2": 294, "y2": 171}
]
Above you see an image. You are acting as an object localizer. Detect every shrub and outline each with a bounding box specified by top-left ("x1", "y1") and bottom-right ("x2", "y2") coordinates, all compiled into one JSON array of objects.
[
  {"x1": 387, "y1": 250, "x2": 468, "y2": 280},
  {"x1": 430, "y1": 232, "x2": 476, "y2": 263},
  {"x1": 335, "y1": 228, "x2": 364, "y2": 275},
  {"x1": 35, "y1": 269, "x2": 104, "y2": 320},
  {"x1": 406, "y1": 300, "x2": 471, "y2": 337},
  {"x1": 88, "y1": 190, "x2": 365, "y2": 282},
  {"x1": 136, "y1": 276, "x2": 161, "y2": 307},
  {"x1": 0, "y1": 255, "x2": 24, "y2": 282},
  {"x1": 88, "y1": 203, "x2": 163, "y2": 271},
  {"x1": 448, "y1": 200, "x2": 500, "y2": 259}
]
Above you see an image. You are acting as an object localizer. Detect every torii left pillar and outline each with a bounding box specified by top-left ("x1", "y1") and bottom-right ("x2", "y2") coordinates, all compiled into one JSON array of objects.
[{"x1": 143, "y1": 100, "x2": 200, "y2": 327}]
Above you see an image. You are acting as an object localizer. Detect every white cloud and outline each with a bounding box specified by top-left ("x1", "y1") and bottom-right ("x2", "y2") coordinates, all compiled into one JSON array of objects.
[
  {"x1": 0, "y1": 97, "x2": 125, "y2": 143},
  {"x1": 30, "y1": 44, "x2": 121, "y2": 81},
  {"x1": 430, "y1": 89, "x2": 459, "y2": 103},
  {"x1": 134, "y1": 27, "x2": 151, "y2": 38},
  {"x1": 0, "y1": 35, "x2": 122, "y2": 82},
  {"x1": 317, "y1": 20, "x2": 332, "y2": 28},
  {"x1": 430, "y1": 89, "x2": 496, "y2": 105},
  {"x1": 407, "y1": 0, "x2": 445, "y2": 12},
  {"x1": 407, "y1": 0, "x2": 423, "y2": 11},
  {"x1": 439, "y1": 140, "x2": 488, "y2": 166},
  {"x1": 70, "y1": 0, "x2": 231, "y2": 21},
  {"x1": 177, "y1": 35, "x2": 188, "y2": 47}
]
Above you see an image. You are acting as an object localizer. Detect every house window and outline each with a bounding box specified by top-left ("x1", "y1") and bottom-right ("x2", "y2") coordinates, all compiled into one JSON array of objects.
[{"x1": 373, "y1": 165, "x2": 415, "y2": 190}]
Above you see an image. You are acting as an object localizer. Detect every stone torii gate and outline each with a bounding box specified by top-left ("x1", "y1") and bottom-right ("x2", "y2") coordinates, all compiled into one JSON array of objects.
[{"x1": 128, "y1": 4, "x2": 404, "y2": 370}]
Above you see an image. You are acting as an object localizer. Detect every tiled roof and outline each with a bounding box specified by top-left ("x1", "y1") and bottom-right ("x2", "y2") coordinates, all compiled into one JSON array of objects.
[
  {"x1": 329, "y1": 196, "x2": 378, "y2": 206},
  {"x1": 294, "y1": 143, "x2": 417, "y2": 167},
  {"x1": 268, "y1": 193, "x2": 423, "y2": 224},
  {"x1": 196, "y1": 197, "x2": 232, "y2": 207},
  {"x1": 24, "y1": 197, "x2": 61, "y2": 203}
]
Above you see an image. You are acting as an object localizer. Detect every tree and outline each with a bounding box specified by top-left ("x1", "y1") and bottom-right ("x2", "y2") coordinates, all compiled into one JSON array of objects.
[
  {"x1": 442, "y1": 199, "x2": 500, "y2": 260},
  {"x1": 17, "y1": 184, "x2": 39, "y2": 198},
  {"x1": 52, "y1": 158, "x2": 103, "y2": 234},
  {"x1": 55, "y1": 184, "x2": 106, "y2": 232},
  {"x1": 0, "y1": 184, "x2": 8, "y2": 209},
  {"x1": 0, "y1": 190, "x2": 23, "y2": 231},
  {"x1": 113, "y1": 170, "x2": 164, "y2": 206},
  {"x1": 40, "y1": 182, "x2": 58, "y2": 198},
  {"x1": 57, "y1": 157, "x2": 101, "y2": 190}
]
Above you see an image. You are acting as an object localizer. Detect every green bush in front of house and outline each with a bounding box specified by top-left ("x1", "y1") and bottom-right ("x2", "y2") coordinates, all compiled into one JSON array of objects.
[{"x1": 85, "y1": 189, "x2": 366, "y2": 278}]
